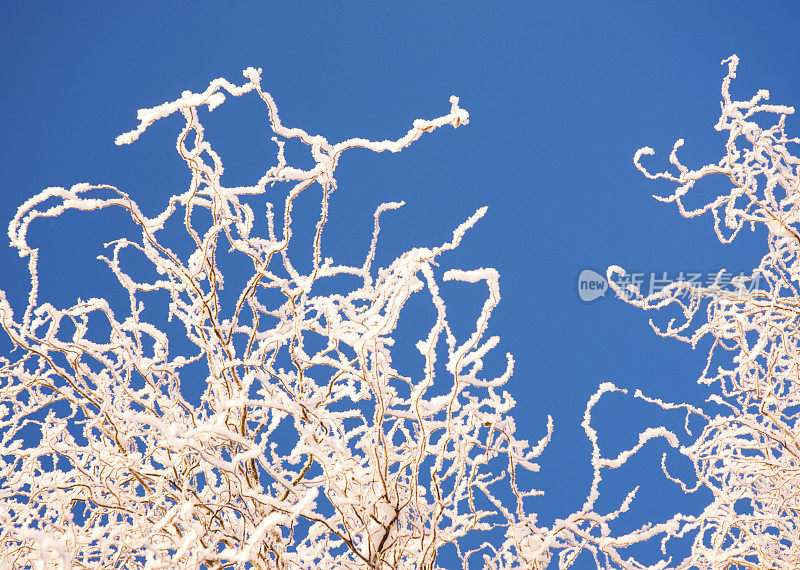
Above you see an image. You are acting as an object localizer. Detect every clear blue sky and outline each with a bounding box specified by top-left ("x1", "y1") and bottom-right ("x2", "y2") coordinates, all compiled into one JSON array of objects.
[{"x1": 2, "y1": 2, "x2": 799, "y2": 564}]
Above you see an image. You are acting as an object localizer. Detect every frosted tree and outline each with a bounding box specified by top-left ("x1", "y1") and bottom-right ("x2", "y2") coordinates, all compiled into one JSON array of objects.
[
  {"x1": 609, "y1": 55, "x2": 800, "y2": 568},
  {"x1": 2, "y1": 59, "x2": 784, "y2": 569}
]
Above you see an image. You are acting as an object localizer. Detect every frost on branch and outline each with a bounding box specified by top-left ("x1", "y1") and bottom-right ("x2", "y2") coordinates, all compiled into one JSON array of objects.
[
  {"x1": 610, "y1": 56, "x2": 800, "y2": 568},
  {"x1": 2, "y1": 68, "x2": 687, "y2": 569}
]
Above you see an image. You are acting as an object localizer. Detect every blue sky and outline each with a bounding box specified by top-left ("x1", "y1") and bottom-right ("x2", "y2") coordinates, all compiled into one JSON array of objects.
[{"x1": 3, "y1": 2, "x2": 800, "y2": 564}]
